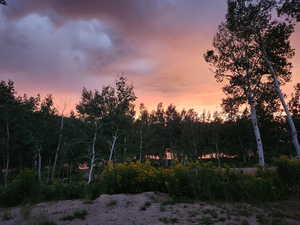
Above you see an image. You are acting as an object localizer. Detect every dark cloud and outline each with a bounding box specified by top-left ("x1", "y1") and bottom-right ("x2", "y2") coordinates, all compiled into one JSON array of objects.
[
  {"x1": 3, "y1": 0, "x2": 225, "y2": 35},
  {"x1": 0, "y1": 0, "x2": 230, "y2": 111},
  {"x1": 3, "y1": 0, "x2": 172, "y2": 31}
]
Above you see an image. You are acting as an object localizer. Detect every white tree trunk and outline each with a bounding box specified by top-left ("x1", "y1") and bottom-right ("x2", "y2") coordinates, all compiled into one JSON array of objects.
[
  {"x1": 46, "y1": 159, "x2": 51, "y2": 183},
  {"x1": 109, "y1": 133, "x2": 118, "y2": 161},
  {"x1": 250, "y1": 102, "x2": 265, "y2": 166},
  {"x1": 88, "y1": 122, "x2": 97, "y2": 184},
  {"x1": 123, "y1": 136, "x2": 127, "y2": 162},
  {"x1": 38, "y1": 146, "x2": 42, "y2": 182},
  {"x1": 264, "y1": 55, "x2": 300, "y2": 158},
  {"x1": 139, "y1": 128, "x2": 143, "y2": 162},
  {"x1": 215, "y1": 143, "x2": 221, "y2": 168},
  {"x1": 4, "y1": 122, "x2": 10, "y2": 187},
  {"x1": 51, "y1": 114, "x2": 64, "y2": 180}
]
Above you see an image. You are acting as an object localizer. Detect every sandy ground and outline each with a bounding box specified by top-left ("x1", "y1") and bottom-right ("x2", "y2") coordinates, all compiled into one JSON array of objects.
[{"x1": 1, "y1": 192, "x2": 300, "y2": 225}]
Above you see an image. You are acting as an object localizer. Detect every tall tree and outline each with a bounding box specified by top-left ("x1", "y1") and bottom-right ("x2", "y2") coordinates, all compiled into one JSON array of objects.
[
  {"x1": 34, "y1": 95, "x2": 57, "y2": 182},
  {"x1": 76, "y1": 87, "x2": 105, "y2": 184},
  {"x1": 51, "y1": 105, "x2": 66, "y2": 181},
  {"x1": 204, "y1": 20, "x2": 278, "y2": 166},
  {"x1": 227, "y1": 0, "x2": 300, "y2": 158},
  {"x1": 76, "y1": 77, "x2": 136, "y2": 183},
  {"x1": 0, "y1": 81, "x2": 17, "y2": 186},
  {"x1": 137, "y1": 103, "x2": 149, "y2": 161},
  {"x1": 106, "y1": 77, "x2": 137, "y2": 161}
]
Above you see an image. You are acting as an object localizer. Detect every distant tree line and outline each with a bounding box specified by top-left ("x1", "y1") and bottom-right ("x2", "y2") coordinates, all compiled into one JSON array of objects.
[{"x1": 1, "y1": 76, "x2": 300, "y2": 184}]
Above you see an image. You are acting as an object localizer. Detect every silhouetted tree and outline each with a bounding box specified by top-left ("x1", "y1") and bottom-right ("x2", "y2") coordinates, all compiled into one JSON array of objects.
[
  {"x1": 204, "y1": 20, "x2": 277, "y2": 166},
  {"x1": 227, "y1": 0, "x2": 300, "y2": 158}
]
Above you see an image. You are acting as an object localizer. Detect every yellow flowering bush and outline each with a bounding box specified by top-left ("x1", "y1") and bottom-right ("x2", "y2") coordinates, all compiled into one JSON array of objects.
[
  {"x1": 96, "y1": 161, "x2": 287, "y2": 201},
  {"x1": 98, "y1": 161, "x2": 165, "y2": 194}
]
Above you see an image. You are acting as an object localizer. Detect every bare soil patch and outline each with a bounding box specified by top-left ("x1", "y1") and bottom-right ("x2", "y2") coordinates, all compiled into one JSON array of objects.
[{"x1": 1, "y1": 192, "x2": 299, "y2": 225}]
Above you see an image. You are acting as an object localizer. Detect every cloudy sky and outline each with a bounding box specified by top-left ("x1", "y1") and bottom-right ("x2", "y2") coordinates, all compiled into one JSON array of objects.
[{"x1": 0, "y1": 1, "x2": 299, "y2": 113}]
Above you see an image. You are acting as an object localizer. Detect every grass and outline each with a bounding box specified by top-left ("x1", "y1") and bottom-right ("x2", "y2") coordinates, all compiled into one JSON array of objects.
[
  {"x1": 161, "y1": 199, "x2": 177, "y2": 206},
  {"x1": 125, "y1": 200, "x2": 132, "y2": 208},
  {"x1": 1, "y1": 209, "x2": 13, "y2": 221},
  {"x1": 29, "y1": 214, "x2": 57, "y2": 225},
  {"x1": 188, "y1": 210, "x2": 198, "y2": 217},
  {"x1": 199, "y1": 216, "x2": 214, "y2": 225},
  {"x1": 241, "y1": 220, "x2": 250, "y2": 225},
  {"x1": 106, "y1": 199, "x2": 118, "y2": 207},
  {"x1": 160, "y1": 204, "x2": 167, "y2": 212},
  {"x1": 202, "y1": 208, "x2": 218, "y2": 218},
  {"x1": 159, "y1": 217, "x2": 178, "y2": 224},
  {"x1": 140, "y1": 201, "x2": 152, "y2": 211},
  {"x1": 20, "y1": 204, "x2": 32, "y2": 220},
  {"x1": 32, "y1": 222, "x2": 57, "y2": 225},
  {"x1": 218, "y1": 217, "x2": 226, "y2": 222},
  {"x1": 60, "y1": 209, "x2": 88, "y2": 221},
  {"x1": 82, "y1": 200, "x2": 94, "y2": 204},
  {"x1": 232, "y1": 203, "x2": 253, "y2": 217}
]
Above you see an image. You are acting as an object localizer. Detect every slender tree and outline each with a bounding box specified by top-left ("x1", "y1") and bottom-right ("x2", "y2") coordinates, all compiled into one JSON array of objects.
[
  {"x1": 204, "y1": 20, "x2": 279, "y2": 166},
  {"x1": 76, "y1": 77, "x2": 136, "y2": 182},
  {"x1": 76, "y1": 87, "x2": 104, "y2": 184},
  {"x1": 227, "y1": 0, "x2": 300, "y2": 157},
  {"x1": 106, "y1": 77, "x2": 137, "y2": 162},
  {"x1": 137, "y1": 104, "x2": 147, "y2": 161},
  {"x1": 0, "y1": 81, "x2": 16, "y2": 186},
  {"x1": 51, "y1": 105, "x2": 66, "y2": 181}
]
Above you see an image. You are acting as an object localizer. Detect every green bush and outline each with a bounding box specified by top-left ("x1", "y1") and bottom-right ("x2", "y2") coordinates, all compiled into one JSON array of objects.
[
  {"x1": 96, "y1": 162, "x2": 283, "y2": 202},
  {"x1": 98, "y1": 161, "x2": 165, "y2": 194},
  {"x1": 1, "y1": 160, "x2": 297, "y2": 206},
  {"x1": 165, "y1": 165, "x2": 280, "y2": 201},
  {"x1": 40, "y1": 181, "x2": 86, "y2": 202},
  {"x1": 84, "y1": 183, "x2": 102, "y2": 200},
  {"x1": 276, "y1": 156, "x2": 300, "y2": 197},
  {"x1": 0, "y1": 170, "x2": 87, "y2": 207},
  {"x1": 60, "y1": 209, "x2": 88, "y2": 221},
  {"x1": 0, "y1": 169, "x2": 40, "y2": 207}
]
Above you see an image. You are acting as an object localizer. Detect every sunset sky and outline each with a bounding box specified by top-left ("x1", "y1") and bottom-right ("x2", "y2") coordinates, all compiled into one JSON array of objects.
[{"x1": 0, "y1": 1, "x2": 299, "y2": 114}]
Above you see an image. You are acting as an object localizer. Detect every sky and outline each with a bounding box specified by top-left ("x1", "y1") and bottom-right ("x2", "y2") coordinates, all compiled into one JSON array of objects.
[{"x1": 0, "y1": 1, "x2": 299, "y2": 114}]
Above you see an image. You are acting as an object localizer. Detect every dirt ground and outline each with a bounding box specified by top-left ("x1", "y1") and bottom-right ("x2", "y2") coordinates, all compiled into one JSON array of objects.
[{"x1": 1, "y1": 192, "x2": 300, "y2": 225}]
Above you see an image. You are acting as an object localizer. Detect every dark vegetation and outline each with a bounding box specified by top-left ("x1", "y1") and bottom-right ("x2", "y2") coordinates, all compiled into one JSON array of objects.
[
  {"x1": 1, "y1": 0, "x2": 300, "y2": 208},
  {"x1": 59, "y1": 209, "x2": 88, "y2": 221},
  {"x1": 0, "y1": 157, "x2": 299, "y2": 207}
]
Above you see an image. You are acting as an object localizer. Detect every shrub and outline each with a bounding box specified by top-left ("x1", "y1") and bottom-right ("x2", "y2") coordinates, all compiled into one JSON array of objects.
[
  {"x1": 60, "y1": 209, "x2": 88, "y2": 221},
  {"x1": 1, "y1": 209, "x2": 13, "y2": 221},
  {"x1": 0, "y1": 161, "x2": 296, "y2": 206},
  {"x1": 98, "y1": 161, "x2": 164, "y2": 194},
  {"x1": 276, "y1": 156, "x2": 300, "y2": 197},
  {"x1": 96, "y1": 162, "x2": 282, "y2": 202},
  {"x1": 84, "y1": 182, "x2": 102, "y2": 200},
  {"x1": 0, "y1": 169, "x2": 40, "y2": 207},
  {"x1": 29, "y1": 214, "x2": 57, "y2": 225},
  {"x1": 165, "y1": 165, "x2": 280, "y2": 201},
  {"x1": 52, "y1": 182, "x2": 85, "y2": 200},
  {"x1": 0, "y1": 170, "x2": 87, "y2": 207}
]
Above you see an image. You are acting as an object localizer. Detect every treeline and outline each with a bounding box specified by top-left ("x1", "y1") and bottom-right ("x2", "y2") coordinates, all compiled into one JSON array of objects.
[{"x1": 1, "y1": 77, "x2": 300, "y2": 185}]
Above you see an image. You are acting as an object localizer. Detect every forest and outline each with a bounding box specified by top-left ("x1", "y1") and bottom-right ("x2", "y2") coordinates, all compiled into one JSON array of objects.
[
  {"x1": 1, "y1": 76, "x2": 300, "y2": 185},
  {"x1": 1, "y1": 0, "x2": 300, "y2": 210}
]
